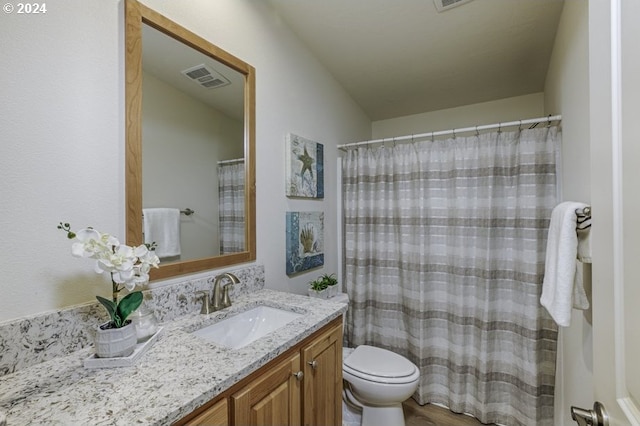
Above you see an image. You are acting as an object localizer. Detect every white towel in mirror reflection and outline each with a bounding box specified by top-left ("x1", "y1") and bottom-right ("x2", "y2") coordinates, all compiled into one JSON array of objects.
[{"x1": 143, "y1": 208, "x2": 181, "y2": 258}]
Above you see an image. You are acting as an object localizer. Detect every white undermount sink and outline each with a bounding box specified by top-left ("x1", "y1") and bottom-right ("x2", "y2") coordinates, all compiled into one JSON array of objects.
[{"x1": 191, "y1": 306, "x2": 302, "y2": 349}]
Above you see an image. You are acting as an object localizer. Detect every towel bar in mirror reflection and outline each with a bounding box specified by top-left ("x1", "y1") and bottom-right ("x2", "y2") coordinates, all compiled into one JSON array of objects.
[
  {"x1": 141, "y1": 208, "x2": 195, "y2": 217},
  {"x1": 125, "y1": 0, "x2": 256, "y2": 280}
]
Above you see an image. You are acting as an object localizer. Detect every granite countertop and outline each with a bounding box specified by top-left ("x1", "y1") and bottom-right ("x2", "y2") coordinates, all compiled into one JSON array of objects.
[{"x1": 0, "y1": 289, "x2": 346, "y2": 425}]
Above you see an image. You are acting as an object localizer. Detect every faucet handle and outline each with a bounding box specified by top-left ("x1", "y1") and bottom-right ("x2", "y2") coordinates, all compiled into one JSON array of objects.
[{"x1": 197, "y1": 291, "x2": 212, "y2": 314}]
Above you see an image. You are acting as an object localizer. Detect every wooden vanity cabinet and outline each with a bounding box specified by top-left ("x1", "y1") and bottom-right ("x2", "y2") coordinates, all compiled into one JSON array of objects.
[
  {"x1": 301, "y1": 322, "x2": 342, "y2": 426},
  {"x1": 176, "y1": 317, "x2": 342, "y2": 426},
  {"x1": 186, "y1": 398, "x2": 229, "y2": 426},
  {"x1": 232, "y1": 353, "x2": 302, "y2": 425}
]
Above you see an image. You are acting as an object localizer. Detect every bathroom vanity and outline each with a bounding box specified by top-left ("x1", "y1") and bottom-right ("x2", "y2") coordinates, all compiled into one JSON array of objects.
[
  {"x1": 181, "y1": 317, "x2": 342, "y2": 425},
  {"x1": 0, "y1": 289, "x2": 345, "y2": 425}
]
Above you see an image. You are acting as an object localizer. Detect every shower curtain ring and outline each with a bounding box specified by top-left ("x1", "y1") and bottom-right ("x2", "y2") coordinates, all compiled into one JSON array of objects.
[
  {"x1": 498, "y1": 123, "x2": 502, "y2": 133},
  {"x1": 518, "y1": 120, "x2": 522, "y2": 131},
  {"x1": 475, "y1": 125, "x2": 479, "y2": 137},
  {"x1": 453, "y1": 129, "x2": 456, "y2": 139}
]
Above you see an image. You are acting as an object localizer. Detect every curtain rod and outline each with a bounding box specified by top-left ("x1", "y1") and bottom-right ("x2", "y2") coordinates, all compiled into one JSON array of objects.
[{"x1": 337, "y1": 114, "x2": 562, "y2": 150}]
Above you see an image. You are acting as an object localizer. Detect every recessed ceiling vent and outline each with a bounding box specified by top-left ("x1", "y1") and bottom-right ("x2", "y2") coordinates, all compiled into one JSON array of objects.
[
  {"x1": 433, "y1": 0, "x2": 474, "y2": 12},
  {"x1": 181, "y1": 64, "x2": 230, "y2": 89}
]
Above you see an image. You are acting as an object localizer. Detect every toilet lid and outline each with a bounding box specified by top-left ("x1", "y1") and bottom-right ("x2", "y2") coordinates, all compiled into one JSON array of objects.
[{"x1": 343, "y1": 345, "x2": 417, "y2": 378}]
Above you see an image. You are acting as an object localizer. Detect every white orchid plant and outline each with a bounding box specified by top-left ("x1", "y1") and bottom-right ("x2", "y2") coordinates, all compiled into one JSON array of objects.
[{"x1": 58, "y1": 222, "x2": 160, "y2": 329}]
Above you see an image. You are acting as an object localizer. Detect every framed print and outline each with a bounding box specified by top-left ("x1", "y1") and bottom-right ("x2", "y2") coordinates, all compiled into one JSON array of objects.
[
  {"x1": 285, "y1": 133, "x2": 324, "y2": 198},
  {"x1": 286, "y1": 211, "x2": 324, "y2": 275}
]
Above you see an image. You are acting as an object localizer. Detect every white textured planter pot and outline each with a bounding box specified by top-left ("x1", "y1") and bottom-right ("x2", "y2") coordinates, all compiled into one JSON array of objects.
[
  {"x1": 327, "y1": 285, "x2": 339, "y2": 298},
  {"x1": 308, "y1": 288, "x2": 330, "y2": 299},
  {"x1": 94, "y1": 321, "x2": 137, "y2": 358}
]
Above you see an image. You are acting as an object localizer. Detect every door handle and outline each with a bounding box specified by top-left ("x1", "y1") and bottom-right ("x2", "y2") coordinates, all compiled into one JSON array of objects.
[{"x1": 571, "y1": 401, "x2": 609, "y2": 426}]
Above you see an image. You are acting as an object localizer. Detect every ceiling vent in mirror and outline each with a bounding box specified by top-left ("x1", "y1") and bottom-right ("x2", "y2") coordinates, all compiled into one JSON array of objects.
[
  {"x1": 181, "y1": 64, "x2": 230, "y2": 89},
  {"x1": 433, "y1": 0, "x2": 474, "y2": 12}
]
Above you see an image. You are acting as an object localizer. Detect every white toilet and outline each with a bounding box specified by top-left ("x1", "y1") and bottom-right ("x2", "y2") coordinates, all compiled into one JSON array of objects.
[{"x1": 331, "y1": 293, "x2": 420, "y2": 426}]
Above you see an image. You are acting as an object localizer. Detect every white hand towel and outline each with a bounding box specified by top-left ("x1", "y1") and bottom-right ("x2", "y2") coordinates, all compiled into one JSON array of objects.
[
  {"x1": 577, "y1": 227, "x2": 592, "y2": 263},
  {"x1": 540, "y1": 201, "x2": 590, "y2": 327},
  {"x1": 572, "y1": 262, "x2": 589, "y2": 310},
  {"x1": 143, "y1": 208, "x2": 181, "y2": 258}
]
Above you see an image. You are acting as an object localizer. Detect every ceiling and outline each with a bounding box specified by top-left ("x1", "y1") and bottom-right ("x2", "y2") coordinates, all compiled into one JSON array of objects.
[
  {"x1": 268, "y1": 0, "x2": 565, "y2": 121},
  {"x1": 142, "y1": 24, "x2": 245, "y2": 122}
]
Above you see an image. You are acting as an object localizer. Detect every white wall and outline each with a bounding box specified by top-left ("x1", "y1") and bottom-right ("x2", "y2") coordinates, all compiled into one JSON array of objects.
[
  {"x1": 372, "y1": 93, "x2": 544, "y2": 139},
  {"x1": 543, "y1": 1, "x2": 593, "y2": 425},
  {"x1": 1, "y1": 0, "x2": 124, "y2": 320},
  {"x1": 0, "y1": 0, "x2": 370, "y2": 323}
]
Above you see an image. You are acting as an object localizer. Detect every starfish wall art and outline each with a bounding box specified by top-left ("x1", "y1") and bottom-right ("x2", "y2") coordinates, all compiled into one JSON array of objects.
[{"x1": 285, "y1": 133, "x2": 324, "y2": 198}]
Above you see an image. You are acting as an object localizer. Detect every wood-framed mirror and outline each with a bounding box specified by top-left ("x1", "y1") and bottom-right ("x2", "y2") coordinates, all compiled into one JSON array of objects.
[{"x1": 125, "y1": 0, "x2": 256, "y2": 280}]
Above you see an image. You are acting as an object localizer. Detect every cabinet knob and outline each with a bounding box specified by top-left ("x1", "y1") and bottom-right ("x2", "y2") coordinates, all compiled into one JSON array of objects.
[
  {"x1": 307, "y1": 360, "x2": 318, "y2": 370},
  {"x1": 293, "y1": 371, "x2": 304, "y2": 380}
]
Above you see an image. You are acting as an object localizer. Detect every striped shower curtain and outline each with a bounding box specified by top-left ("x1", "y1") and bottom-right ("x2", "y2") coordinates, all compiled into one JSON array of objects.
[
  {"x1": 342, "y1": 127, "x2": 560, "y2": 426},
  {"x1": 217, "y1": 160, "x2": 245, "y2": 254}
]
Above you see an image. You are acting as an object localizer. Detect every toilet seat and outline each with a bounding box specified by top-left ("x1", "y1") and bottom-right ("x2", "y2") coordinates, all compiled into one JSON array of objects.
[{"x1": 343, "y1": 345, "x2": 419, "y2": 385}]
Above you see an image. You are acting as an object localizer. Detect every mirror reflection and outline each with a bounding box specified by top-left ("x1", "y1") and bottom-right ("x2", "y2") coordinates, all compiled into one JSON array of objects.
[
  {"x1": 125, "y1": 0, "x2": 256, "y2": 281},
  {"x1": 141, "y1": 23, "x2": 245, "y2": 261}
]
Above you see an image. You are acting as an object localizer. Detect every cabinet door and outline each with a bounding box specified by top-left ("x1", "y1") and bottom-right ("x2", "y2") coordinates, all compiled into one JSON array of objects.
[
  {"x1": 186, "y1": 398, "x2": 228, "y2": 426},
  {"x1": 232, "y1": 353, "x2": 301, "y2": 426},
  {"x1": 302, "y1": 323, "x2": 342, "y2": 426}
]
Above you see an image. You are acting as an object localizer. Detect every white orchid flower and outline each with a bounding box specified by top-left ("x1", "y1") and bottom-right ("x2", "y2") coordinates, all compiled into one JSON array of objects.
[
  {"x1": 101, "y1": 233, "x2": 119, "y2": 249},
  {"x1": 129, "y1": 268, "x2": 150, "y2": 289},
  {"x1": 60, "y1": 222, "x2": 164, "y2": 329},
  {"x1": 96, "y1": 245, "x2": 135, "y2": 274},
  {"x1": 71, "y1": 228, "x2": 104, "y2": 258},
  {"x1": 64, "y1": 224, "x2": 161, "y2": 293},
  {"x1": 112, "y1": 268, "x2": 135, "y2": 285},
  {"x1": 138, "y1": 247, "x2": 160, "y2": 269},
  {"x1": 133, "y1": 244, "x2": 148, "y2": 257}
]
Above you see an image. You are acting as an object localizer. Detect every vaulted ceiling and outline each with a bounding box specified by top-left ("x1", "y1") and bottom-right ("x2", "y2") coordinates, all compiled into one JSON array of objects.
[{"x1": 268, "y1": 0, "x2": 565, "y2": 121}]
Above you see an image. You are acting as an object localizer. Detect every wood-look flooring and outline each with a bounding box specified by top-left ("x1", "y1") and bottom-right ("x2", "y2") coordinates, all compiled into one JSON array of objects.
[{"x1": 403, "y1": 398, "x2": 491, "y2": 426}]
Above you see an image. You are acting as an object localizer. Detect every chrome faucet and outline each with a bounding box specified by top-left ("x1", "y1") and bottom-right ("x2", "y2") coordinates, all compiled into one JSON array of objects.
[{"x1": 212, "y1": 272, "x2": 240, "y2": 311}]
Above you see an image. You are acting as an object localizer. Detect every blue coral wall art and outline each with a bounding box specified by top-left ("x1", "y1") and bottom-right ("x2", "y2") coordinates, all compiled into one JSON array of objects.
[
  {"x1": 286, "y1": 211, "x2": 324, "y2": 275},
  {"x1": 285, "y1": 133, "x2": 324, "y2": 198}
]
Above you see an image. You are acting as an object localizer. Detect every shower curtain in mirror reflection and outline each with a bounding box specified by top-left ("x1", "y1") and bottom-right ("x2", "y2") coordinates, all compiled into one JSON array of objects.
[
  {"x1": 218, "y1": 160, "x2": 245, "y2": 254},
  {"x1": 342, "y1": 127, "x2": 561, "y2": 426}
]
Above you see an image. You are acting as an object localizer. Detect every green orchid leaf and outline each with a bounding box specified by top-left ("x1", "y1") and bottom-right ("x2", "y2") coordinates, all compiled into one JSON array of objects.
[
  {"x1": 116, "y1": 291, "x2": 143, "y2": 325},
  {"x1": 96, "y1": 295, "x2": 118, "y2": 325}
]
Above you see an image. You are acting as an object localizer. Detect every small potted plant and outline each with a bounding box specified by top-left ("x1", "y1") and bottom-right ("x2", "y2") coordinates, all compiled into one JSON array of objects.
[
  {"x1": 58, "y1": 222, "x2": 160, "y2": 358},
  {"x1": 308, "y1": 273, "x2": 339, "y2": 299},
  {"x1": 308, "y1": 276, "x2": 329, "y2": 299},
  {"x1": 321, "y1": 273, "x2": 339, "y2": 297}
]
